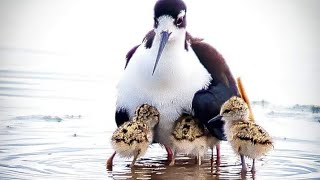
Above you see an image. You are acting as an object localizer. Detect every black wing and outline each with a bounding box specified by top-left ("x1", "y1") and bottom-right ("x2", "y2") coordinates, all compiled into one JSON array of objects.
[
  {"x1": 124, "y1": 30, "x2": 155, "y2": 69},
  {"x1": 189, "y1": 33, "x2": 240, "y2": 140},
  {"x1": 124, "y1": 45, "x2": 140, "y2": 69}
]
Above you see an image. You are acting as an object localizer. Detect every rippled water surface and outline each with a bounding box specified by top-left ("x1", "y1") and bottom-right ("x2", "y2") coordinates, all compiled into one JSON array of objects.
[{"x1": 0, "y1": 52, "x2": 320, "y2": 179}]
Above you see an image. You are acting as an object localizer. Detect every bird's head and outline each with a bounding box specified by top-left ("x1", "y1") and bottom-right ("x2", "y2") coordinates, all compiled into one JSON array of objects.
[
  {"x1": 209, "y1": 96, "x2": 250, "y2": 123},
  {"x1": 134, "y1": 104, "x2": 160, "y2": 128},
  {"x1": 152, "y1": 0, "x2": 187, "y2": 75}
]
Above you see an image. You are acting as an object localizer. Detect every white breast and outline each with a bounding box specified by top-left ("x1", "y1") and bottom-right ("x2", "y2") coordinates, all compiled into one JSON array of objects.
[{"x1": 116, "y1": 40, "x2": 212, "y2": 146}]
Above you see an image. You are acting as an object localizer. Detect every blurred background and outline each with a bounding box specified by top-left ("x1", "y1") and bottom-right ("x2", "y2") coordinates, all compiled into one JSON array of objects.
[{"x1": 1, "y1": 0, "x2": 319, "y2": 107}]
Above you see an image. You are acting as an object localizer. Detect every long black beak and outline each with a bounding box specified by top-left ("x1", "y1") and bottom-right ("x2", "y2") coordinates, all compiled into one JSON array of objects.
[
  {"x1": 152, "y1": 31, "x2": 171, "y2": 75},
  {"x1": 208, "y1": 115, "x2": 222, "y2": 123}
]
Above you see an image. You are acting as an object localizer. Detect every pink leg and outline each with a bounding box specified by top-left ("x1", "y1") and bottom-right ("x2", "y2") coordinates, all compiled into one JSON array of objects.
[
  {"x1": 106, "y1": 151, "x2": 116, "y2": 170},
  {"x1": 165, "y1": 145, "x2": 173, "y2": 162},
  {"x1": 216, "y1": 143, "x2": 221, "y2": 165}
]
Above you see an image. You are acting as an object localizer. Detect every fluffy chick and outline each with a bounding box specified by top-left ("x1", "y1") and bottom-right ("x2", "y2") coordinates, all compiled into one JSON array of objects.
[
  {"x1": 111, "y1": 104, "x2": 159, "y2": 167},
  {"x1": 170, "y1": 114, "x2": 219, "y2": 165},
  {"x1": 210, "y1": 96, "x2": 273, "y2": 172}
]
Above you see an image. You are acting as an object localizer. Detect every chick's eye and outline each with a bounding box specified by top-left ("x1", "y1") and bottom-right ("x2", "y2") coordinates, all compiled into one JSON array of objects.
[
  {"x1": 176, "y1": 17, "x2": 183, "y2": 26},
  {"x1": 223, "y1": 109, "x2": 231, "y2": 114}
]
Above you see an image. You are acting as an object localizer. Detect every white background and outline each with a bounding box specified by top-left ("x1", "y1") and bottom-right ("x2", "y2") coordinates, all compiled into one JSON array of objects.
[{"x1": 0, "y1": 0, "x2": 319, "y2": 105}]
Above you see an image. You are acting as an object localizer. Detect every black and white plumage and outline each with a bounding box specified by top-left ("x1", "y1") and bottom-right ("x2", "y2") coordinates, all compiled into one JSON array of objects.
[{"x1": 114, "y1": 0, "x2": 239, "y2": 162}]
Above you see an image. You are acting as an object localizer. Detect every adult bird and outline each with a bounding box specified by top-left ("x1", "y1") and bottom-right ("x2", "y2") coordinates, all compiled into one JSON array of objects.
[{"x1": 108, "y1": 0, "x2": 239, "y2": 166}]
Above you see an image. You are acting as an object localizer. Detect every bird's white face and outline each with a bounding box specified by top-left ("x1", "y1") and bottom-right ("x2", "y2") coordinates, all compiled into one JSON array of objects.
[
  {"x1": 220, "y1": 96, "x2": 250, "y2": 121},
  {"x1": 154, "y1": 10, "x2": 186, "y2": 42},
  {"x1": 152, "y1": 10, "x2": 187, "y2": 75}
]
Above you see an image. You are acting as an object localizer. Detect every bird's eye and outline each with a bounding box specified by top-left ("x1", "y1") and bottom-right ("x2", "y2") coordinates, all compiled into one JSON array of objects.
[
  {"x1": 175, "y1": 17, "x2": 183, "y2": 26},
  {"x1": 223, "y1": 109, "x2": 231, "y2": 114},
  {"x1": 154, "y1": 18, "x2": 159, "y2": 28}
]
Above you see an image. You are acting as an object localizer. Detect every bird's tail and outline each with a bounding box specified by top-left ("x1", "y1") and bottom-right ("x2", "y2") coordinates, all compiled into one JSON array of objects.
[{"x1": 237, "y1": 77, "x2": 254, "y2": 121}]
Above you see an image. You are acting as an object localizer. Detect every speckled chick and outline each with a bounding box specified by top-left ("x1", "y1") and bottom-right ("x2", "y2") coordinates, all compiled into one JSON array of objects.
[
  {"x1": 219, "y1": 96, "x2": 273, "y2": 172},
  {"x1": 170, "y1": 114, "x2": 219, "y2": 165},
  {"x1": 111, "y1": 104, "x2": 159, "y2": 167}
]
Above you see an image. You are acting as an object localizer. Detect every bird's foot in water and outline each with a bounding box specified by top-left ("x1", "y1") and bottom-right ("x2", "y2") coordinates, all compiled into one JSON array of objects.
[
  {"x1": 168, "y1": 158, "x2": 175, "y2": 166},
  {"x1": 241, "y1": 167, "x2": 247, "y2": 173},
  {"x1": 106, "y1": 151, "x2": 116, "y2": 170},
  {"x1": 215, "y1": 144, "x2": 221, "y2": 166},
  {"x1": 165, "y1": 146, "x2": 173, "y2": 162}
]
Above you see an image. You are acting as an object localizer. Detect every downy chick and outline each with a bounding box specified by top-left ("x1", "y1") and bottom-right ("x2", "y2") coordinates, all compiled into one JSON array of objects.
[
  {"x1": 209, "y1": 96, "x2": 273, "y2": 172},
  {"x1": 170, "y1": 114, "x2": 218, "y2": 165},
  {"x1": 111, "y1": 104, "x2": 159, "y2": 167}
]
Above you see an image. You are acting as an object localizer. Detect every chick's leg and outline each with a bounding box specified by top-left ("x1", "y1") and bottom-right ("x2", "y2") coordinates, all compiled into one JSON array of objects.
[
  {"x1": 130, "y1": 149, "x2": 141, "y2": 167},
  {"x1": 251, "y1": 159, "x2": 256, "y2": 173},
  {"x1": 240, "y1": 155, "x2": 247, "y2": 172}
]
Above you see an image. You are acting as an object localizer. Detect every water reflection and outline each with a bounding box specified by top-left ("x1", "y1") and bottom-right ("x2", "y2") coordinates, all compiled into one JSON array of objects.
[
  {"x1": 0, "y1": 68, "x2": 319, "y2": 179},
  {"x1": 107, "y1": 153, "x2": 256, "y2": 180},
  {"x1": 106, "y1": 138, "x2": 320, "y2": 179},
  {"x1": 1, "y1": 110, "x2": 320, "y2": 179}
]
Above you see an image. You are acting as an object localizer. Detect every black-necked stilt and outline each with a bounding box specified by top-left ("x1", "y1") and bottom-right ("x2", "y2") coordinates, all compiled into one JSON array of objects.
[{"x1": 108, "y1": 0, "x2": 239, "y2": 167}]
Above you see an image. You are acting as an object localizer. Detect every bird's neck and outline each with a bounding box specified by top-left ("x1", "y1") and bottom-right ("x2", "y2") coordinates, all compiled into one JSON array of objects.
[
  {"x1": 154, "y1": 31, "x2": 187, "y2": 52},
  {"x1": 170, "y1": 34, "x2": 187, "y2": 51}
]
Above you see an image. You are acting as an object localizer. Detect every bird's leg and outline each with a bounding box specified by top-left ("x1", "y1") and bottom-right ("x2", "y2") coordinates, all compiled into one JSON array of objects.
[
  {"x1": 251, "y1": 159, "x2": 256, "y2": 173},
  {"x1": 211, "y1": 147, "x2": 214, "y2": 163},
  {"x1": 106, "y1": 151, "x2": 116, "y2": 170},
  {"x1": 216, "y1": 143, "x2": 221, "y2": 165},
  {"x1": 130, "y1": 149, "x2": 141, "y2": 168},
  {"x1": 210, "y1": 147, "x2": 214, "y2": 169},
  {"x1": 240, "y1": 155, "x2": 247, "y2": 172},
  {"x1": 165, "y1": 145, "x2": 173, "y2": 162},
  {"x1": 198, "y1": 152, "x2": 202, "y2": 165},
  {"x1": 169, "y1": 151, "x2": 176, "y2": 166}
]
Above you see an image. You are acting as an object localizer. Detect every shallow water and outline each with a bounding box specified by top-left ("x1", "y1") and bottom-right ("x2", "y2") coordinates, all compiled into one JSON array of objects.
[{"x1": 0, "y1": 52, "x2": 320, "y2": 179}]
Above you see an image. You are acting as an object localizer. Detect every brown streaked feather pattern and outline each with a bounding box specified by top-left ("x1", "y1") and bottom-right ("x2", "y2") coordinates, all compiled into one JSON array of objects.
[
  {"x1": 112, "y1": 104, "x2": 159, "y2": 146},
  {"x1": 133, "y1": 104, "x2": 160, "y2": 123},
  {"x1": 225, "y1": 119, "x2": 273, "y2": 159},
  {"x1": 172, "y1": 114, "x2": 205, "y2": 141},
  {"x1": 111, "y1": 104, "x2": 159, "y2": 159},
  {"x1": 112, "y1": 121, "x2": 149, "y2": 145},
  {"x1": 169, "y1": 114, "x2": 219, "y2": 166},
  {"x1": 231, "y1": 121, "x2": 272, "y2": 145}
]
